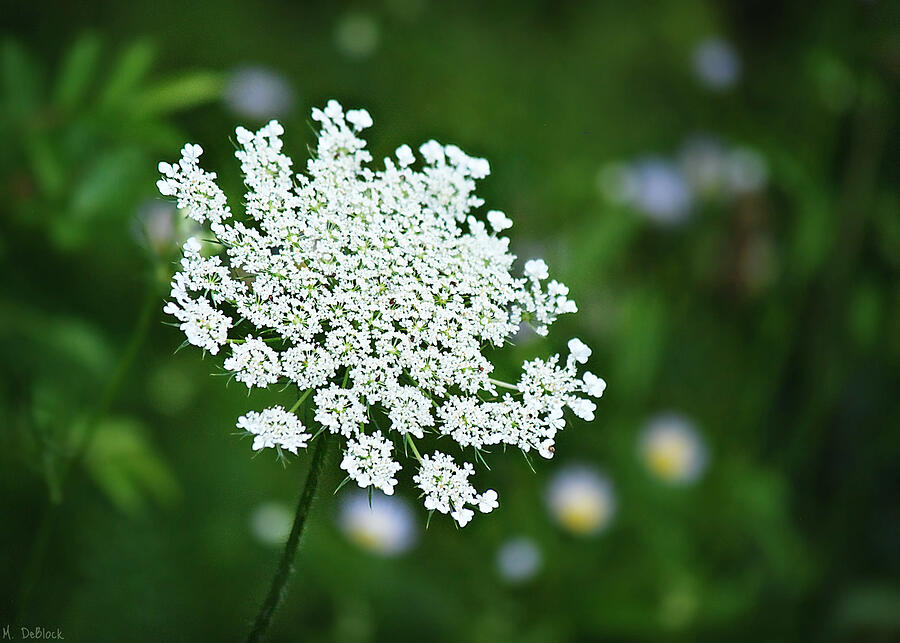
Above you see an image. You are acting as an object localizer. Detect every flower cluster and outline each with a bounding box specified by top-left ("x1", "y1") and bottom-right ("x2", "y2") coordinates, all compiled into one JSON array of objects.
[
  {"x1": 340, "y1": 431, "x2": 402, "y2": 495},
  {"x1": 159, "y1": 100, "x2": 605, "y2": 525},
  {"x1": 414, "y1": 452, "x2": 499, "y2": 527},
  {"x1": 237, "y1": 406, "x2": 311, "y2": 455}
]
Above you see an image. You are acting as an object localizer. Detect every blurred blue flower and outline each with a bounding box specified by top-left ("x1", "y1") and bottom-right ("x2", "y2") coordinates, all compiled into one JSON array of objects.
[
  {"x1": 724, "y1": 147, "x2": 768, "y2": 195},
  {"x1": 630, "y1": 158, "x2": 694, "y2": 225},
  {"x1": 496, "y1": 537, "x2": 542, "y2": 583},
  {"x1": 678, "y1": 135, "x2": 730, "y2": 198},
  {"x1": 692, "y1": 37, "x2": 741, "y2": 91},
  {"x1": 224, "y1": 66, "x2": 295, "y2": 120}
]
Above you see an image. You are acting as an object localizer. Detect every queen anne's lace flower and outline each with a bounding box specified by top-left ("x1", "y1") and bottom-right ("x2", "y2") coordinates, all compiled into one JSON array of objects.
[
  {"x1": 314, "y1": 385, "x2": 367, "y2": 437},
  {"x1": 340, "y1": 431, "x2": 402, "y2": 495},
  {"x1": 238, "y1": 406, "x2": 311, "y2": 454},
  {"x1": 158, "y1": 99, "x2": 605, "y2": 526},
  {"x1": 582, "y1": 372, "x2": 607, "y2": 398},
  {"x1": 223, "y1": 336, "x2": 281, "y2": 388},
  {"x1": 567, "y1": 338, "x2": 592, "y2": 364},
  {"x1": 487, "y1": 210, "x2": 513, "y2": 232},
  {"x1": 414, "y1": 452, "x2": 498, "y2": 526}
]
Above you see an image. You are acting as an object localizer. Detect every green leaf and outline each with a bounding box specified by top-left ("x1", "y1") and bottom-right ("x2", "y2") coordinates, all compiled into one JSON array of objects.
[
  {"x1": 0, "y1": 301, "x2": 114, "y2": 381},
  {"x1": 333, "y1": 475, "x2": 353, "y2": 495},
  {"x1": 83, "y1": 417, "x2": 180, "y2": 514},
  {"x1": 54, "y1": 32, "x2": 101, "y2": 109},
  {"x1": 100, "y1": 40, "x2": 156, "y2": 108},
  {"x1": 613, "y1": 288, "x2": 666, "y2": 399},
  {"x1": 1, "y1": 38, "x2": 43, "y2": 120},
  {"x1": 776, "y1": 150, "x2": 834, "y2": 282},
  {"x1": 22, "y1": 131, "x2": 64, "y2": 197},
  {"x1": 130, "y1": 71, "x2": 224, "y2": 116},
  {"x1": 847, "y1": 283, "x2": 882, "y2": 349},
  {"x1": 69, "y1": 148, "x2": 143, "y2": 219}
]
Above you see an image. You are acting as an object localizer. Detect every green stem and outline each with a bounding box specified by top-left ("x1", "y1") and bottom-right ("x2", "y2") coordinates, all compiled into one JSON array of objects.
[
  {"x1": 65, "y1": 286, "x2": 158, "y2": 482},
  {"x1": 246, "y1": 433, "x2": 333, "y2": 643},
  {"x1": 288, "y1": 389, "x2": 312, "y2": 414},
  {"x1": 405, "y1": 433, "x2": 422, "y2": 461},
  {"x1": 489, "y1": 378, "x2": 518, "y2": 391}
]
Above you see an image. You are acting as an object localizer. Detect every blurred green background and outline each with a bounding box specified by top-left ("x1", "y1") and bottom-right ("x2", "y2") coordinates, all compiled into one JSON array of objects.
[{"x1": 1, "y1": 1, "x2": 898, "y2": 641}]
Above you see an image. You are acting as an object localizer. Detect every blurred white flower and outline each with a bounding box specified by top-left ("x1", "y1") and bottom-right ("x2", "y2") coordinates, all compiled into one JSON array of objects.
[
  {"x1": 602, "y1": 135, "x2": 767, "y2": 225},
  {"x1": 224, "y1": 66, "x2": 295, "y2": 120},
  {"x1": 496, "y1": 537, "x2": 542, "y2": 583},
  {"x1": 692, "y1": 37, "x2": 741, "y2": 91},
  {"x1": 724, "y1": 147, "x2": 768, "y2": 195},
  {"x1": 249, "y1": 501, "x2": 293, "y2": 547},
  {"x1": 640, "y1": 413, "x2": 708, "y2": 484},
  {"x1": 546, "y1": 465, "x2": 615, "y2": 535},
  {"x1": 630, "y1": 158, "x2": 694, "y2": 224},
  {"x1": 678, "y1": 135, "x2": 729, "y2": 198},
  {"x1": 334, "y1": 11, "x2": 380, "y2": 59},
  {"x1": 338, "y1": 491, "x2": 416, "y2": 556},
  {"x1": 135, "y1": 201, "x2": 176, "y2": 254},
  {"x1": 678, "y1": 136, "x2": 768, "y2": 201}
]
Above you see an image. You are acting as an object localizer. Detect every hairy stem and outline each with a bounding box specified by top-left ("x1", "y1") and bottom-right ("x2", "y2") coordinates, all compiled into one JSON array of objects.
[{"x1": 246, "y1": 432, "x2": 333, "y2": 643}]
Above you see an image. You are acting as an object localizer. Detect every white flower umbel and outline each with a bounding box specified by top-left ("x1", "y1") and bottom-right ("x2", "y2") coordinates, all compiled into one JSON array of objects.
[
  {"x1": 224, "y1": 336, "x2": 281, "y2": 388},
  {"x1": 340, "y1": 431, "x2": 402, "y2": 495},
  {"x1": 237, "y1": 406, "x2": 311, "y2": 454},
  {"x1": 159, "y1": 100, "x2": 605, "y2": 526},
  {"x1": 414, "y1": 452, "x2": 498, "y2": 526}
]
